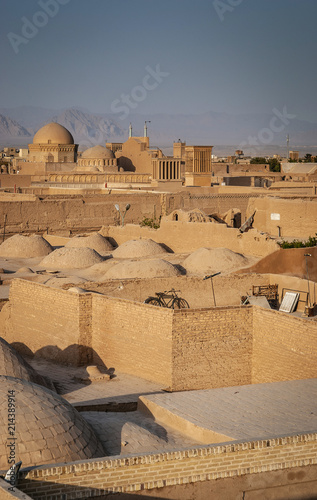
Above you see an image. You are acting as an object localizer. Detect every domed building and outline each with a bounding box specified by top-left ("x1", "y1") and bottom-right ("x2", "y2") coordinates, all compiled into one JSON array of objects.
[
  {"x1": 28, "y1": 122, "x2": 78, "y2": 163},
  {"x1": 76, "y1": 145, "x2": 118, "y2": 172},
  {"x1": 0, "y1": 337, "x2": 54, "y2": 391},
  {"x1": 0, "y1": 376, "x2": 105, "y2": 469}
]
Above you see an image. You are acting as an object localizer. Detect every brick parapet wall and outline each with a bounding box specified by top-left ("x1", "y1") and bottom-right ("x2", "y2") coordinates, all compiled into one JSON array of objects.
[
  {"x1": 171, "y1": 306, "x2": 253, "y2": 391},
  {"x1": 78, "y1": 294, "x2": 93, "y2": 365},
  {"x1": 17, "y1": 433, "x2": 317, "y2": 499},
  {"x1": 6, "y1": 280, "x2": 86, "y2": 365},
  {"x1": 252, "y1": 306, "x2": 317, "y2": 383},
  {"x1": 91, "y1": 295, "x2": 174, "y2": 387}
]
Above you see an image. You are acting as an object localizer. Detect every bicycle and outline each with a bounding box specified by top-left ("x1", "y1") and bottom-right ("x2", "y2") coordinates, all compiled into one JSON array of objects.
[{"x1": 144, "y1": 289, "x2": 189, "y2": 309}]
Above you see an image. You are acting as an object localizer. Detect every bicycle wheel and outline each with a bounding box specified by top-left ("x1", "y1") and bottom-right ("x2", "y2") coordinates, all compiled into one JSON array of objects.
[
  {"x1": 172, "y1": 298, "x2": 190, "y2": 309},
  {"x1": 144, "y1": 297, "x2": 162, "y2": 307}
]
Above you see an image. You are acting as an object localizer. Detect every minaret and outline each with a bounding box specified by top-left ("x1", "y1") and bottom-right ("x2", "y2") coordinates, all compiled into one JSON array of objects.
[
  {"x1": 144, "y1": 120, "x2": 151, "y2": 138},
  {"x1": 129, "y1": 123, "x2": 132, "y2": 138}
]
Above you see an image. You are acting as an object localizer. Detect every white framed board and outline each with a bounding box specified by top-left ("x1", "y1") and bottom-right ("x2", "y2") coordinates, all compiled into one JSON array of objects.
[{"x1": 279, "y1": 292, "x2": 299, "y2": 313}]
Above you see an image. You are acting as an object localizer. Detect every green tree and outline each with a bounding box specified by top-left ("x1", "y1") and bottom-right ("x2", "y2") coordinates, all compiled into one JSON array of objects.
[
  {"x1": 250, "y1": 157, "x2": 267, "y2": 164},
  {"x1": 304, "y1": 153, "x2": 312, "y2": 163},
  {"x1": 268, "y1": 158, "x2": 281, "y2": 172}
]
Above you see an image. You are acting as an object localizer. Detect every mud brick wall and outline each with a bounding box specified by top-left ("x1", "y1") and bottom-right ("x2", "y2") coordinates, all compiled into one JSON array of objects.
[
  {"x1": 247, "y1": 196, "x2": 317, "y2": 238},
  {"x1": 91, "y1": 295, "x2": 174, "y2": 387},
  {"x1": 0, "y1": 192, "x2": 163, "y2": 236},
  {"x1": 171, "y1": 306, "x2": 253, "y2": 391},
  {"x1": 4, "y1": 280, "x2": 317, "y2": 391},
  {"x1": 103, "y1": 220, "x2": 279, "y2": 257},
  {"x1": 252, "y1": 307, "x2": 317, "y2": 383},
  {"x1": 0, "y1": 191, "x2": 263, "y2": 237},
  {"x1": 0, "y1": 175, "x2": 32, "y2": 188},
  {"x1": 17, "y1": 434, "x2": 317, "y2": 499},
  {"x1": 5, "y1": 280, "x2": 93, "y2": 365},
  {"x1": 178, "y1": 192, "x2": 259, "y2": 220},
  {"x1": 0, "y1": 478, "x2": 33, "y2": 500}
]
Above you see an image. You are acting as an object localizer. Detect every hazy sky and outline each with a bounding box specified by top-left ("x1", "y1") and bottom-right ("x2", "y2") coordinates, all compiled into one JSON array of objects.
[{"x1": 1, "y1": 0, "x2": 317, "y2": 122}]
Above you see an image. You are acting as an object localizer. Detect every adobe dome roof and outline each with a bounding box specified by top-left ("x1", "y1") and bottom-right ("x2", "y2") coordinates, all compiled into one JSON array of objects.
[
  {"x1": 65, "y1": 233, "x2": 114, "y2": 254},
  {"x1": 0, "y1": 337, "x2": 54, "y2": 391},
  {"x1": 81, "y1": 145, "x2": 115, "y2": 159},
  {"x1": 40, "y1": 247, "x2": 104, "y2": 269},
  {"x1": 33, "y1": 122, "x2": 74, "y2": 145},
  {"x1": 113, "y1": 238, "x2": 167, "y2": 259},
  {"x1": 0, "y1": 234, "x2": 53, "y2": 258},
  {"x1": 0, "y1": 376, "x2": 105, "y2": 469}
]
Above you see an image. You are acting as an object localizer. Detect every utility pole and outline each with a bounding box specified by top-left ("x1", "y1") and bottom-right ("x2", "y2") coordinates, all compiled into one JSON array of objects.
[
  {"x1": 304, "y1": 253, "x2": 312, "y2": 308},
  {"x1": 203, "y1": 272, "x2": 221, "y2": 307}
]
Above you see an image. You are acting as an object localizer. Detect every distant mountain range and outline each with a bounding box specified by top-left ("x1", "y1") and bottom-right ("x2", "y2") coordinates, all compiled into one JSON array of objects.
[
  {"x1": 0, "y1": 105, "x2": 317, "y2": 155},
  {"x1": 0, "y1": 114, "x2": 31, "y2": 139},
  {"x1": 0, "y1": 107, "x2": 126, "y2": 149}
]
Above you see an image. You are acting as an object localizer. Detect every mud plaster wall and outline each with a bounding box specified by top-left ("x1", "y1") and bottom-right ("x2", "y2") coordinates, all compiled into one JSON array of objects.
[
  {"x1": 71, "y1": 274, "x2": 269, "y2": 309},
  {"x1": 101, "y1": 220, "x2": 279, "y2": 257},
  {"x1": 168, "y1": 192, "x2": 259, "y2": 219},
  {"x1": 247, "y1": 196, "x2": 317, "y2": 238},
  {"x1": 0, "y1": 193, "x2": 163, "y2": 235},
  {"x1": 0, "y1": 174, "x2": 32, "y2": 188},
  {"x1": 267, "y1": 273, "x2": 317, "y2": 312},
  {"x1": 0, "y1": 192, "x2": 262, "y2": 237}
]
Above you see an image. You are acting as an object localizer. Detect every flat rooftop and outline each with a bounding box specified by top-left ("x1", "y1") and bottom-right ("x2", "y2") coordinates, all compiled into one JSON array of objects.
[
  {"x1": 30, "y1": 362, "x2": 317, "y2": 458},
  {"x1": 139, "y1": 379, "x2": 317, "y2": 444},
  {"x1": 77, "y1": 379, "x2": 317, "y2": 457}
]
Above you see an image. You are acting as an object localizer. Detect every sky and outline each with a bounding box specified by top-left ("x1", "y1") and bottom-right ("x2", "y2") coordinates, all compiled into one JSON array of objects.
[{"x1": 1, "y1": 0, "x2": 317, "y2": 122}]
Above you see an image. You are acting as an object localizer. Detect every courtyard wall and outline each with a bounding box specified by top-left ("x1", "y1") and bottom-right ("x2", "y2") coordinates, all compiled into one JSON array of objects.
[
  {"x1": 92, "y1": 295, "x2": 173, "y2": 387},
  {"x1": 171, "y1": 306, "x2": 253, "y2": 391},
  {"x1": 3, "y1": 279, "x2": 317, "y2": 391},
  {"x1": 252, "y1": 306, "x2": 317, "y2": 384},
  {"x1": 3, "y1": 279, "x2": 93, "y2": 365}
]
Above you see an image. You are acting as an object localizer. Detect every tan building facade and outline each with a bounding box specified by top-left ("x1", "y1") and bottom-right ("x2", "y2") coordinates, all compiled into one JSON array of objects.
[
  {"x1": 290, "y1": 150, "x2": 300, "y2": 161},
  {"x1": 152, "y1": 157, "x2": 182, "y2": 180},
  {"x1": 28, "y1": 122, "x2": 78, "y2": 163},
  {"x1": 184, "y1": 145, "x2": 213, "y2": 173},
  {"x1": 77, "y1": 145, "x2": 118, "y2": 171},
  {"x1": 116, "y1": 136, "x2": 162, "y2": 174}
]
